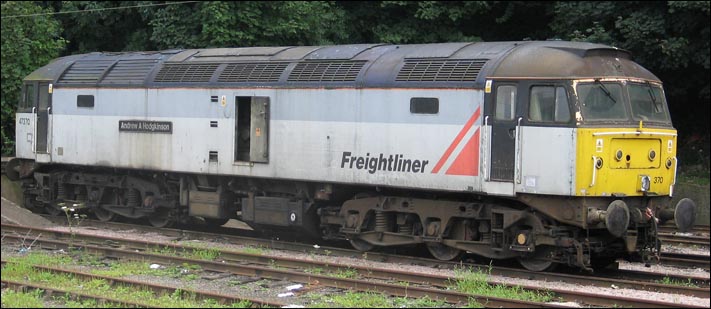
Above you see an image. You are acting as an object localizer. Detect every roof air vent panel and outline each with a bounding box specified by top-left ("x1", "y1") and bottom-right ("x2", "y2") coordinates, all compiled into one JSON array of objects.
[
  {"x1": 288, "y1": 61, "x2": 365, "y2": 82},
  {"x1": 218, "y1": 62, "x2": 288, "y2": 82},
  {"x1": 396, "y1": 59, "x2": 487, "y2": 82},
  {"x1": 154, "y1": 63, "x2": 219, "y2": 83}
]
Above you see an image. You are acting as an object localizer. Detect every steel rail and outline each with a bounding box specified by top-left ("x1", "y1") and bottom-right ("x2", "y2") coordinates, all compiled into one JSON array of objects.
[
  {"x1": 660, "y1": 252, "x2": 711, "y2": 271},
  {"x1": 3, "y1": 224, "x2": 708, "y2": 307},
  {"x1": 33, "y1": 216, "x2": 711, "y2": 290},
  {"x1": 1, "y1": 231, "x2": 566, "y2": 308},
  {"x1": 0, "y1": 260, "x2": 286, "y2": 308},
  {"x1": 659, "y1": 234, "x2": 711, "y2": 247},
  {"x1": 1, "y1": 279, "x2": 160, "y2": 308}
]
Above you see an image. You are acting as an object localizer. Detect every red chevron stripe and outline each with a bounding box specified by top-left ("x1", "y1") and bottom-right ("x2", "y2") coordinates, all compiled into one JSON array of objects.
[
  {"x1": 431, "y1": 107, "x2": 481, "y2": 174},
  {"x1": 445, "y1": 128, "x2": 480, "y2": 176}
]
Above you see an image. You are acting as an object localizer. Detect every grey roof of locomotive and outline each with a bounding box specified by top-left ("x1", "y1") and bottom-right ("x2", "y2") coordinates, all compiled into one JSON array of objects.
[{"x1": 25, "y1": 41, "x2": 660, "y2": 89}]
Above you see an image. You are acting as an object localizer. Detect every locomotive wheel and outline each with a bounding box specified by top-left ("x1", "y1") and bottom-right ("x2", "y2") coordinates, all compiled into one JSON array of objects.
[
  {"x1": 426, "y1": 243, "x2": 462, "y2": 261},
  {"x1": 94, "y1": 207, "x2": 116, "y2": 222},
  {"x1": 349, "y1": 237, "x2": 375, "y2": 252},
  {"x1": 518, "y1": 245, "x2": 557, "y2": 272},
  {"x1": 148, "y1": 209, "x2": 174, "y2": 228}
]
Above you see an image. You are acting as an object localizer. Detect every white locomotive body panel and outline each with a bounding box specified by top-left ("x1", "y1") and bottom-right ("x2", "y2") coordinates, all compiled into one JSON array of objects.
[{"x1": 49, "y1": 87, "x2": 488, "y2": 193}]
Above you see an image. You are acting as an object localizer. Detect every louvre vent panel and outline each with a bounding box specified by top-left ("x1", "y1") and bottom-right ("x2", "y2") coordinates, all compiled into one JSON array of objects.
[
  {"x1": 154, "y1": 64, "x2": 220, "y2": 83},
  {"x1": 218, "y1": 63, "x2": 288, "y2": 82},
  {"x1": 288, "y1": 61, "x2": 365, "y2": 82},
  {"x1": 396, "y1": 59, "x2": 487, "y2": 82},
  {"x1": 58, "y1": 60, "x2": 115, "y2": 84},
  {"x1": 102, "y1": 59, "x2": 159, "y2": 84}
]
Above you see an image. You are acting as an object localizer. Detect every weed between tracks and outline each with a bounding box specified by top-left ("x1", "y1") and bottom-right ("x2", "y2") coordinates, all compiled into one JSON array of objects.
[
  {"x1": 306, "y1": 291, "x2": 447, "y2": 308},
  {"x1": 1, "y1": 289, "x2": 45, "y2": 308},
  {"x1": 1, "y1": 252, "x2": 249, "y2": 308},
  {"x1": 144, "y1": 241, "x2": 221, "y2": 261},
  {"x1": 656, "y1": 276, "x2": 698, "y2": 287},
  {"x1": 449, "y1": 264, "x2": 554, "y2": 307}
]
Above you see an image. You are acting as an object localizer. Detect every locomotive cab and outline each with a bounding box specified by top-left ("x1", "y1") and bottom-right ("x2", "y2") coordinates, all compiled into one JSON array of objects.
[{"x1": 483, "y1": 42, "x2": 697, "y2": 270}]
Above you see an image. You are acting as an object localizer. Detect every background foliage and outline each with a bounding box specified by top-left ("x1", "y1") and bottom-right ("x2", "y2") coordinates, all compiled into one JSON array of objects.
[{"x1": 1, "y1": 1, "x2": 709, "y2": 171}]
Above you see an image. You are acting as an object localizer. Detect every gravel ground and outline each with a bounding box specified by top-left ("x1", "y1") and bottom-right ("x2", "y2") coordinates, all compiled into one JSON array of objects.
[{"x1": 14, "y1": 224, "x2": 708, "y2": 308}]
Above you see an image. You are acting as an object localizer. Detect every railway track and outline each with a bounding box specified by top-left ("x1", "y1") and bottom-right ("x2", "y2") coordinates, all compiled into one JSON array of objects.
[
  {"x1": 35, "y1": 215, "x2": 711, "y2": 290},
  {"x1": 1, "y1": 224, "x2": 565, "y2": 308},
  {"x1": 658, "y1": 224, "x2": 710, "y2": 235},
  {"x1": 2, "y1": 222, "x2": 708, "y2": 307},
  {"x1": 2, "y1": 279, "x2": 162, "y2": 308},
  {"x1": 1, "y1": 260, "x2": 282, "y2": 308},
  {"x1": 660, "y1": 252, "x2": 711, "y2": 271},
  {"x1": 659, "y1": 233, "x2": 711, "y2": 247}
]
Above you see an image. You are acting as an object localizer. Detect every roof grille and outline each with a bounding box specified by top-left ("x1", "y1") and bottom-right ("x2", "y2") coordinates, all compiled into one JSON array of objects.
[
  {"x1": 154, "y1": 63, "x2": 219, "y2": 83},
  {"x1": 218, "y1": 62, "x2": 287, "y2": 82},
  {"x1": 288, "y1": 61, "x2": 365, "y2": 82},
  {"x1": 102, "y1": 59, "x2": 159, "y2": 84},
  {"x1": 396, "y1": 59, "x2": 487, "y2": 82},
  {"x1": 58, "y1": 60, "x2": 115, "y2": 84}
]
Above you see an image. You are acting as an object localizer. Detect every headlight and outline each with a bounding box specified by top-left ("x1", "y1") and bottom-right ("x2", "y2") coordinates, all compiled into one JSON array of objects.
[
  {"x1": 665, "y1": 158, "x2": 673, "y2": 169},
  {"x1": 595, "y1": 157, "x2": 603, "y2": 169},
  {"x1": 649, "y1": 149, "x2": 656, "y2": 161},
  {"x1": 639, "y1": 175, "x2": 651, "y2": 192},
  {"x1": 615, "y1": 149, "x2": 623, "y2": 161}
]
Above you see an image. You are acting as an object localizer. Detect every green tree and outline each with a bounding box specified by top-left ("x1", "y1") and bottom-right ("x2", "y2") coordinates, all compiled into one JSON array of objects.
[
  {"x1": 51, "y1": 1, "x2": 153, "y2": 53},
  {"x1": 1, "y1": 1, "x2": 66, "y2": 155},
  {"x1": 145, "y1": 1, "x2": 349, "y2": 49},
  {"x1": 339, "y1": 1, "x2": 555, "y2": 44}
]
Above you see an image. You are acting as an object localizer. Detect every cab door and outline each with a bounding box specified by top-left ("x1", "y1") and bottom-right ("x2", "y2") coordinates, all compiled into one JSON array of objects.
[
  {"x1": 35, "y1": 82, "x2": 52, "y2": 153},
  {"x1": 15, "y1": 83, "x2": 37, "y2": 159},
  {"x1": 488, "y1": 82, "x2": 521, "y2": 182}
]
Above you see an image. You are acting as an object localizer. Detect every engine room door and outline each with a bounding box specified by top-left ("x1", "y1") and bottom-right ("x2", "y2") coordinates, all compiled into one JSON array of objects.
[
  {"x1": 35, "y1": 82, "x2": 52, "y2": 153},
  {"x1": 235, "y1": 96, "x2": 269, "y2": 163},
  {"x1": 249, "y1": 97, "x2": 269, "y2": 163},
  {"x1": 489, "y1": 83, "x2": 519, "y2": 182}
]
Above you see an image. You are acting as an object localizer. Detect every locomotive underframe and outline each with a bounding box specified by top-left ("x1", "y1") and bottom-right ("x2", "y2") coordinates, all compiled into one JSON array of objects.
[{"x1": 11, "y1": 160, "x2": 664, "y2": 271}]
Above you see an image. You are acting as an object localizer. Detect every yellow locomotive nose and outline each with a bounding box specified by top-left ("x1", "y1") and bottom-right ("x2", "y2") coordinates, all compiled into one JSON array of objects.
[{"x1": 576, "y1": 128, "x2": 677, "y2": 197}]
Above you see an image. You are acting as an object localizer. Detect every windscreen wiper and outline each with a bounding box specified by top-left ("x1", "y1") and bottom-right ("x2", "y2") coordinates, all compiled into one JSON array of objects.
[
  {"x1": 646, "y1": 81, "x2": 661, "y2": 113},
  {"x1": 595, "y1": 79, "x2": 616, "y2": 104}
]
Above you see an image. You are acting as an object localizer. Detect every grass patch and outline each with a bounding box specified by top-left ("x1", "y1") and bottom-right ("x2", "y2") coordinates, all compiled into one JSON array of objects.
[
  {"x1": 449, "y1": 266, "x2": 553, "y2": 306},
  {"x1": 57, "y1": 293, "x2": 124, "y2": 308},
  {"x1": 90, "y1": 260, "x2": 164, "y2": 277},
  {"x1": 329, "y1": 267, "x2": 359, "y2": 279},
  {"x1": 308, "y1": 291, "x2": 446, "y2": 308},
  {"x1": 146, "y1": 242, "x2": 220, "y2": 261},
  {"x1": 304, "y1": 267, "x2": 325, "y2": 275},
  {"x1": 146, "y1": 245, "x2": 179, "y2": 257},
  {"x1": 1, "y1": 289, "x2": 45, "y2": 308},
  {"x1": 183, "y1": 242, "x2": 221, "y2": 261},
  {"x1": 656, "y1": 276, "x2": 698, "y2": 287},
  {"x1": 240, "y1": 246, "x2": 266, "y2": 255},
  {"x1": 2, "y1": 252, "x2": 248, "y2": 308},
  {"x1": 6, "y1": 251, "x2": 73, "y2": 267}
]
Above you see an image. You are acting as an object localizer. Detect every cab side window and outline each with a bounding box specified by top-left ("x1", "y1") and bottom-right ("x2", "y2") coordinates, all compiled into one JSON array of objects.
[
  {"x1": 528, "y1": 86, "x2": 570, "y2": 123},
  {"x1": 495, "y1": 85, "x2": 516, "y2": 120},
  {"x1": 20, "y1": 84, "x2": 36, "y2": 110}
]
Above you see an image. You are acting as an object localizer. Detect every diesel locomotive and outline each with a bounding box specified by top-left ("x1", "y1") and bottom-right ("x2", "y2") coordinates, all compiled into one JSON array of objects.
[{"x1": 7, "y1": 40, "x2": 697, "y2": 271}]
